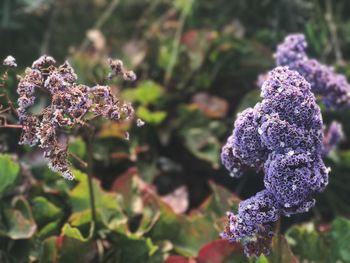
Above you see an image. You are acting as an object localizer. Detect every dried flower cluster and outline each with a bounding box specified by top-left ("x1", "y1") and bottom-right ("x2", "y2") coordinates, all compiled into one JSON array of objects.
[
  {"x1": 221, "y1": 67, "x2": 329, "y2": 257},
  {"x1": 4, "y1": 55, "x2": 136, "y2": 180},
  {"x1": 107, "y1": 58, "x2": 136, "y2": 81},
  {"x1": 275, "y1": 33, "x2": 350, "y2": 110}
]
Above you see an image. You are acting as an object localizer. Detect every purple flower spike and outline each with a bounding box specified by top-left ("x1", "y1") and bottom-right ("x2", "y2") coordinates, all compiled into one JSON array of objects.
[
  {"x1": 221, "y1": 67, "x2": 329, "y2": 257},
  {"x1": 275, "y1": 33, "x2": 307, "y2": 67},
  {"x1": 323, "y1": 121, "x2": 344, "y2": 155},
  {"x1": 275, "y1": 33, "x2": 350, "y2": 110}
]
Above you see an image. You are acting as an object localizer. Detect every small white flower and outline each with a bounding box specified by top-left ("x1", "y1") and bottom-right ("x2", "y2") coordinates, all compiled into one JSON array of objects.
[
  {"x1": 3, "y1": 55, "x2": 17, "y2": 67},
  {"x1": 124, "y1": 131, "x2": 130, "y2": 141},
  {"x1": 136, "y1": 118, "x2": 145, "y2": 127},
  {"x1": 287, "y1": 150, "x2": 295, "y2": 156}
]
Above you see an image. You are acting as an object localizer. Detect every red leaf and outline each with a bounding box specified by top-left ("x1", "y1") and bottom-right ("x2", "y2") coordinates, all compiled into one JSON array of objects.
[
  {"x1": 197, "y1": 239, "x2": 242, "y2": 263},
  {"x1": 55, "y1": 235, "x2": 64, "y2": 249},
  {"x1": 192, "y1": 92, "x2": 228, "y2": 118},
  {"x1": 111, "y1": 168, "x2": 139, "y2": 209},
  {"x1": 161, "y1": 186, "x2": 189, "y2": 214},
  {"x1": 181, "y1": 30, "x2": 199, "y2": 49}
]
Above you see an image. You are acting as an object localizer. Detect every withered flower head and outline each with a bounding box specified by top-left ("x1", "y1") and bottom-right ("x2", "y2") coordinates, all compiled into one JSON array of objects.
[{"x1": 15, "y1": 55, "x2": 138, "y2": 179}]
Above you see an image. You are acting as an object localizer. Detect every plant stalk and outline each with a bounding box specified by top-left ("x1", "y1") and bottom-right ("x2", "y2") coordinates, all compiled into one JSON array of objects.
[
  {"x1": 274, "y1": 219, "x2": 282, "y2": 263},
  {"x1": 86, "y1": 131, "x2": 97, "y2": 232}
]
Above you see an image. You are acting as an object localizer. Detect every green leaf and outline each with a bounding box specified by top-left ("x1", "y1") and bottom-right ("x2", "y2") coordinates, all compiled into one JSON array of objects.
[
  {"x1": 68, "y1": 170, "x2": 127, "y2": 231},
  {"x1": 32, "y1": 196, "x2": 63, "y2": 226},
  {"x1": 0, "y1": 154, "x2": 20, "y2": 196},
  {"x1": 103, "y1": 234, "x2": 159, "y2": 263},
  {"x1": 174, "y1": 0, "x2": 194, "y2": 15},
  {"x1": 183, "y1": 127, "x2": 220, "y2": 168},
  {"x1": 178, "y1": 106, "x2": 224, "y2": 168},
  {"x1": 112, "y1": 173, "x2": 160, "y2": 236},
  {"x1": 61, "y1": 223, "x2": 94, "y2": 242},
  {"x1": 68, "y1": 137, "x2": 86, "y2": 159},
  {"x1": 69, "y1": 209, "x2": 92, "y2": 227},
  {"x1": 0, "y1": 197, "x2": 37, "y2": 239},
  {"x1": 330, "y1": 217, "x2": 350, "y2": 262},
  {"x1": 137, "y1": 106, "x2": 167, "y2": 124},
  {"x1": 255, "y1": 255, "x2": 270, "y2": 263},
  {"x1": 235, "y1": 89, "x2": 261, "y2": 114},
  {"x1": 199, "y1": 181, "x2": 240, "y2": 222},
  {"x1": 40, "y1": 236, "x2": 58, "y2": 263},
  {"x1": 122, "y1": 80, "x2": 163, "y2": 105},
  {"x1": 268, "y1": 235, "x2": 299, "y2": 263},
  {"x1": 39, "y1": 236, "x2": 95, "y2": 263},
  {"x1": 112, "y1": 173, "x2": 221, "y2": 258},
  {"x1": 157, "y1": 45, "x2": 173, "y2": 70},
  {"x1": 150, "y1": 202, "x2": 219, "y2": 257},
  {"x1": 38, "y1": 219, "x2": 61, "y2": 240},
  {"x1": 286, "y1": 222, "x2": 327, "y2": 262},
  {"x1": 336, "y1": 150, "x2": 350, "y2": 168}
]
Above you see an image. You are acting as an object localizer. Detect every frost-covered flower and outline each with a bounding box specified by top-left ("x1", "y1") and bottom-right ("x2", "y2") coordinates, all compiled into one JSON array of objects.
[
  {"x1": 221, "y1": 67, "x2": 328, "y2": 257},
  {"x1": 275, "y1": 33, "x2": 350, "y2": 110},
  {"x1": 31, "y1": 55, "x2": 56, "y2": 69}
]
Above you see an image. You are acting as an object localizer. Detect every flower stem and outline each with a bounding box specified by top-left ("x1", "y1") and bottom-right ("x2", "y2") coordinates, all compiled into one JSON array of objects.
[
  {"x1": 274, "y1": 219, "x2": 282, "y2": 263},
  {"x1": 68, "y1": 152, "x2": 88, "y2": 168},
  {"x1": 0, "y1": 124, "x2": 22, "y2": 129},
  {"x1": 86, "y1": 131, "x2": 97, "y2": 232}
]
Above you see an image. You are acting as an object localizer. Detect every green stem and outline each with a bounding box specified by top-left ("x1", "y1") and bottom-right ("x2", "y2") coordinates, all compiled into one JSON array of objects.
[
  {"x1": 164, "y1": 0, "x2": 194, "y2": 85},
  {"x1": 78, "y1": 0, "x2": 120, "y2": 51},
  {"x1": 325, "y1": 0, "x2": 344, "y2": 65},
  {"x1": 86, "y1": 131, "x2": 97, "y2": 232}
]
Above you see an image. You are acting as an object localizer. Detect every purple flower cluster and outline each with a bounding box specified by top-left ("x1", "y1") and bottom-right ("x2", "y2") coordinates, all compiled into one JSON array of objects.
[
  {"x1": 275, "y1": 33, "x2": 350, "y2": 110},
  {"x1": 221, "y1": 67, "x2": 329, "y2": 257},
  {"x1": 16, "y1": 55, "x2": 136, "y2": 180},
  {"x1": 322, "y1": 121, "x2": 344, "y2": 155},
  {"x1": 221, "y1": 190, "x2": 278, "y2": 256},
  {"x1": 221, "y1": 107, "x2": 266, "y2": 177}
]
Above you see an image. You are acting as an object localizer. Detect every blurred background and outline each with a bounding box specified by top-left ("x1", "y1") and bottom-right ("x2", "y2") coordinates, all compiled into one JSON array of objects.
[{"x1": 1, "y1": 0, "x2": 350, "y2": 262}]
